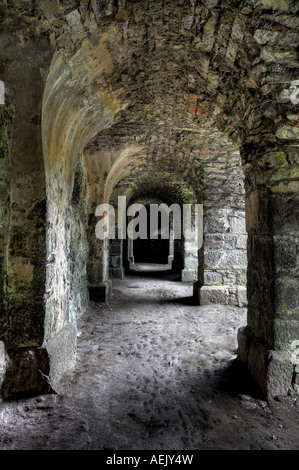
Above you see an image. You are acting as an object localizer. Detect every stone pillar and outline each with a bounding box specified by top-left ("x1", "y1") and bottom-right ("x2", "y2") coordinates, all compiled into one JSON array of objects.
[
  {"x1": 238, "y1": 145, "x2": 299, "y2": 398},
  {"x1": 127, "y1": 235, "x2": 135, "y2": 268},
  {"x1": 181, "y1": 235, "x2": 199, "y2": 282},
  {"x1": 0, "y1": 35, "x2": 53, "y2": 399},
  {"x1": 88, "y1": 219, "x2": 112, "y2": 303},
  {"x1": 194, "y1": 208, "x2": 247, "y2": 306},
  {"x1": 109, "y1": 235, "x2": 125, "y2": 279}
]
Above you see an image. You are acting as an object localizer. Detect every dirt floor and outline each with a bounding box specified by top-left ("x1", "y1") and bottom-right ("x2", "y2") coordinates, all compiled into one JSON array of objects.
[{"x1": 0, "y1": 263, "x2": 299, "y2": 452}]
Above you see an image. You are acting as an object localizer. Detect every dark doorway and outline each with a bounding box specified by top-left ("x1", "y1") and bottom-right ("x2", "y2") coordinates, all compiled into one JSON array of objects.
[
  {"x1": 133, "y1": 238, "x2": 169, "y2": 264},
  {"x1": 132, "y1": 204, "x2": 170, "y2": 265}
]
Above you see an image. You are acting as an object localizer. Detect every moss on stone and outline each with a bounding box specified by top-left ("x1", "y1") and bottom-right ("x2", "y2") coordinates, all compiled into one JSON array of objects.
[
  {"x1": 270, "y1": 167, "x2": 299, "y2": 184},
  {"x1": 276, "y1": 126, "x2": 299, "y2": 141},
  {"x1": 271, "y1": 152, "x2": 288, "y2": 167}
]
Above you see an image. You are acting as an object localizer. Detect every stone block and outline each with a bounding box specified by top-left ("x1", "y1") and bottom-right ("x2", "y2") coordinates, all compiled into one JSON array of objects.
[
  {"x1": 237, "y1": 286, "x2": 247, "y2": 307},
  {"x1": 184, "y1": 15, "x2": 194, "y2": 30},
  {"x1": 230, "y1": 216, "x2": 246, "y2": 235},
  {"x1": 181, "y1": 269, "x2": 197, "y2": 283},
  {"x1": 254, "y1": 29, "x2": 279, "y2": 45},
  {"x1": 236, "y1": 269, "x2": 247, "y2": 286},
  {"x1": 276, "y1": 125, "x2": 299, "y2": 140},
  {"x1": 222, "y1": 272, "x2": 237, "y2": 285},
  {"x1": 237, "y1": 326, "x2": 294, "y2": 398},
  {"x1": 261, "y1": 48, "x2": 298, "y2": 65},
  {"x1": 205, "y1": 250, "x2": 247, "y2": 269},
  {"x1": 226, "y1": 38, "x2": 238, "y2": 66},
  {"x1": 204, "y1": 233, "x2": 236, "y2": 250},
  {"x1": 204, "y1": 250, "x2": 223, "y2": 268},
  {"x1": 272, "y1": 317, "x2": 299, "y2": 350},
  {"x1": 65, "y1": 9, "x2": 84, "y2": 34},
  {"x1": 204, "y1": 270, "x2": 222, "y2": 285},
  {"x1": 110, "y1": 255, "x2": 121, "y2": 268},
  {"x1": 46, "y1": 323, "x2": 77, "y2": 387},
  {"x1": 110, "y1": 267, "x2": 125, "y2": 279},
  {"x1": 236, "y1": 234, "x2": 247, "y2": 250},
  {"x1": 110, "y1": 245, "x2": 122, "y2": 256},
  {"x1": 204, "y1": 216, "x2": 230, "y2": 234},
  {"x1": 200, "y1": 286, "x2": 230, "y2": 305},
  {"x1": 275, "y1": 277, "x2": 299, "y2": 316},
  {"x1": 274, "y1": 236, "x2": 298, "y2": 272},
  {"x1": 267, "y1": 350, "x2": 295, "y2": 398}
]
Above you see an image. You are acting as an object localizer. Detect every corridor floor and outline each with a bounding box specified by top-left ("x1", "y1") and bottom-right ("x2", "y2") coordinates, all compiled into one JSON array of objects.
[{"x1": 0, "y1": 264, "x2": 299, "y2": 450}]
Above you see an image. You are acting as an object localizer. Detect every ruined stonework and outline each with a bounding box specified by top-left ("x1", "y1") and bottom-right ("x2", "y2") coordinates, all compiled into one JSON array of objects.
[{"x1": 0, "y1": 0, "x2": 298, "y2": 400}]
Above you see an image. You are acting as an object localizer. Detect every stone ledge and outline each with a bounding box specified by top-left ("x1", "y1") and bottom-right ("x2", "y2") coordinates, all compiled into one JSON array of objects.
[
  {"x1": 200, "y1": 285, "x2": 231, "y2": 304},
  {"x1": 193, "y1": 284, "x2": 247, "y2": 306}
]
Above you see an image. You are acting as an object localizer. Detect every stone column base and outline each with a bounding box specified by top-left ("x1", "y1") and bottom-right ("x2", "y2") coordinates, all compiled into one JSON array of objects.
[
  {"x1": 181, "y1": 269, "x2": 197, "y2": 282},
  {"x1": 89, "y1": 280, "x2": 112, "y2": 303},
  {"x1": 193, "y1": 283, "x2": 247, "y2": 306},
  {"x1": 110, "y1": 267, "x2": 125, "y2": 279},
  {"x1": 0, "y1": 345, "x2": 54, "y2": 400},
  {"x1": 237, "y1": 326, "x2": 296, "y2": 399},
  {"x1": 45, "y1": 322, "x2": 77, "y2": 387}
]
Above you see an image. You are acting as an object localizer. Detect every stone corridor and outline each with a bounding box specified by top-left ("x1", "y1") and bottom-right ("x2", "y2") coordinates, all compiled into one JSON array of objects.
[{"x1": 0, "y1": 0, "x2": 299, "y2": 447}]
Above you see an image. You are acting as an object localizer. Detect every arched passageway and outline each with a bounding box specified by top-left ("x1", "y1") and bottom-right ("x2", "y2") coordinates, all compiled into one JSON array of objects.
[{"x1": 0, "y1": 0, "x2": 298, "y2": 405}]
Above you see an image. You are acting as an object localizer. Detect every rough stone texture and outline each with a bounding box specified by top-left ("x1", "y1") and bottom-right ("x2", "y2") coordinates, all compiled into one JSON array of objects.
[
  {"x1": 0, "y1": 0, "x2": 298, "y2": 400},
  {"x1": 0, "y1": 81, "x2": 4, "y2": 105},
  {"x1": 1, "y1": 274, "x2": 299, "y2": 450},
  {"x1": 0, "y1": 33, "x2": 51, "y2": 348},
  {"x1": 1, "y1": 348, "x2": 54, "y2": 400},
  {"x1": 195, "y1": 207, "x2": 247, "y2": 305},
  {"x1": 238, "y1": 326, "x2": 297, "y2": 398},
  {"x1": 45, "y1": 323, "x2": 77, "y2": 387}
]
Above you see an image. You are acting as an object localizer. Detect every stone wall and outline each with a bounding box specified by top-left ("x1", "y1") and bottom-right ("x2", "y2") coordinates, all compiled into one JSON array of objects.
[
  {"x1": 0, "y1": 26, "x2": 53, "y2": 398},
  {"x1": 200, "y1": 208, "x2": 247, "y2": 306},
  {"x1": 0, "y1": 0, "x2": 298, "y2": 399}
]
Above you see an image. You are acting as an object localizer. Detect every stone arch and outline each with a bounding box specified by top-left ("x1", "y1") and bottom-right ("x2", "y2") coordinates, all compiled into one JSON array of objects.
[
  {"x1": 41, "y1": 34, "x2": 128, "y2": 385},
  {"x1": 108, "y1": 170, "x2": 200, "y2": 283},
  {"x1": 95, "y1": 122, "x2": 248, "y2": 304}
]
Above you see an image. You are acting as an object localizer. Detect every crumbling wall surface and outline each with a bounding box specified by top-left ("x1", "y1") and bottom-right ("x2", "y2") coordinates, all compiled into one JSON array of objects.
[
  {"x1": 0, "y1": 0, "x2": 298, "y2": 399},
  {"x1": 41, "y1": 15, "x2": 127, "y2": 385},
  {"x1": 0, "y1": 17, "x2": 53, "y2": 398}
]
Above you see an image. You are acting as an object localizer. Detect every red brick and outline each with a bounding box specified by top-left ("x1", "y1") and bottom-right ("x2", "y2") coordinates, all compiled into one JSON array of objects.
[
  {"x1": 116, "y1": 10, "x2": 129, "y2": 21},
  {"x1": 274, "y1": 25, "x2": 285, "y2": 31}
]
